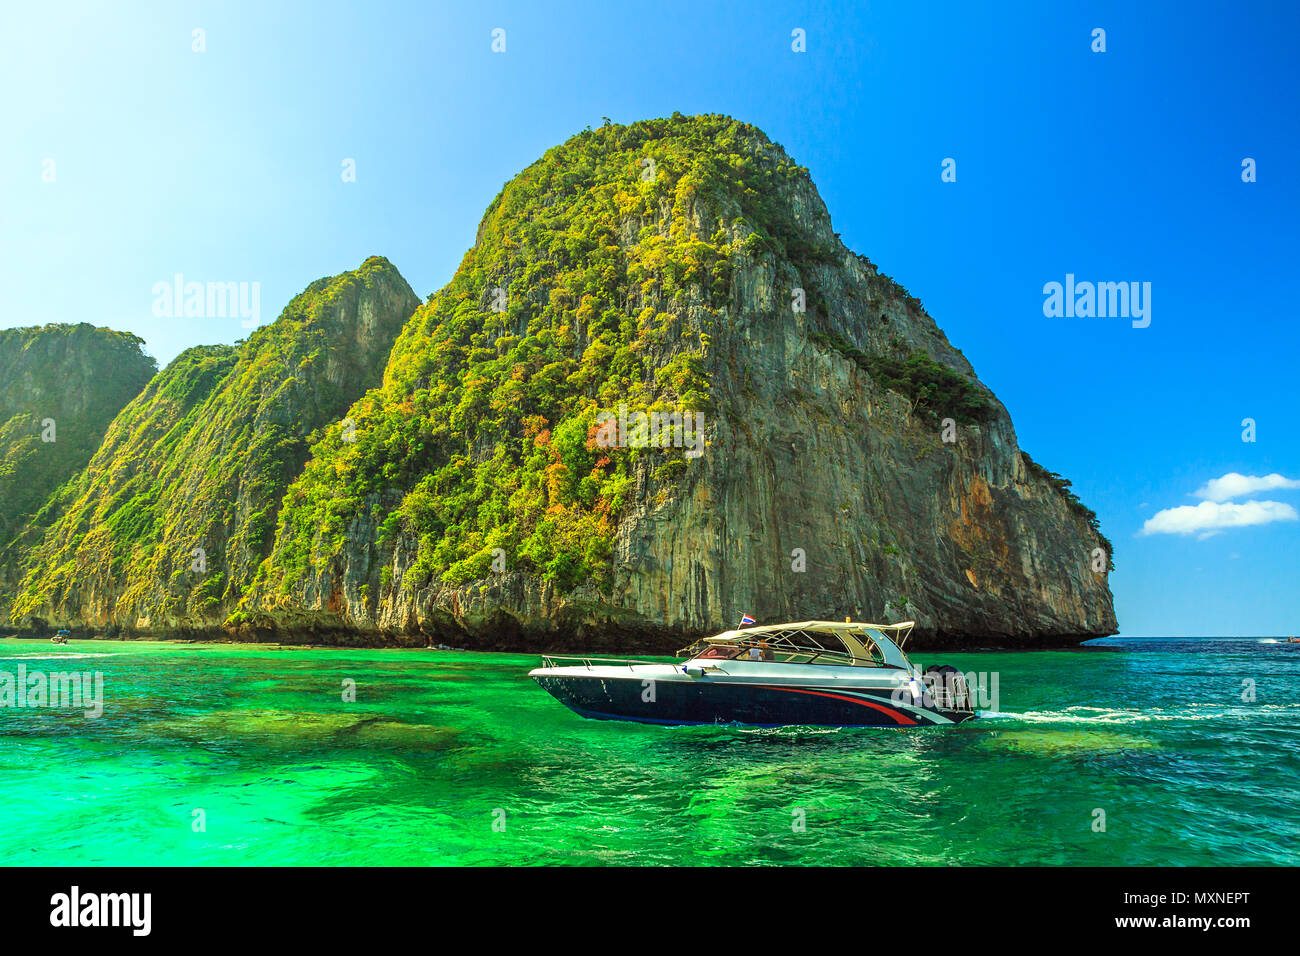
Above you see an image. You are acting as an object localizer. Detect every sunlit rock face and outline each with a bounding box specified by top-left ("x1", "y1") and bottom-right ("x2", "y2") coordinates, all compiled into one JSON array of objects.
[
  {"x1": 242, "y1": 116, "x2": 1116, "y2": 651},
  {"x1": 1, "y1": 118, "x2": 1114, "y2": 648}
]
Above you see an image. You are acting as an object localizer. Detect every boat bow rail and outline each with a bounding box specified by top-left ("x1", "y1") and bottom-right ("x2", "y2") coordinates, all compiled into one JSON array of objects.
[{"x1": 537, "y1": 654, "x2": 662, "y2": 670}]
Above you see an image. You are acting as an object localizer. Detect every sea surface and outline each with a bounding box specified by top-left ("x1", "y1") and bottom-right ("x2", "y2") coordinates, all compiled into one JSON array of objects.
[{"x1": 0, "y1": 636, "x2": 1296, "y2": 866}]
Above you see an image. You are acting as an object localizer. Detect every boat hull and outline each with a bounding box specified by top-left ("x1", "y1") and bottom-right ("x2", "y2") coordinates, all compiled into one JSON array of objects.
[{"x1": 531, "y1": 672, "x2": 973, "y2": 727}]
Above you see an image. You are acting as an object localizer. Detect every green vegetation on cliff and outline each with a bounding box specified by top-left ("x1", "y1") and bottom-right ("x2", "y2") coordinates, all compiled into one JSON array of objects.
[
  {"x1": 0, "y1": 116, "x2": 1113, "y2": 643},
  {"x1": 0, "y1": 324, "x2": 156, "y2": 568},
  {"x1": 253, "y1": 114, "x2": 1099, "y2": 614},
  {"x1": 256, "y1": 114, "x2": 821, "y2": 599},
  {"x1": 810, "y1": 330, "x2": 994, "y2": 425},
  {"x1": 9, "y1": 258, "x2": 418, "y2": 629},
  {"x1": 1021, "y1": 451, "x2": 1115, "y2": 570}
]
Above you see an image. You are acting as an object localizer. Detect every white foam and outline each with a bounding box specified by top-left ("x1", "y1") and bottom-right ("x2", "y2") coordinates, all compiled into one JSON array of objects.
[{"x1": 980, "y1": 702, "x2": 1298, "y2": 724}]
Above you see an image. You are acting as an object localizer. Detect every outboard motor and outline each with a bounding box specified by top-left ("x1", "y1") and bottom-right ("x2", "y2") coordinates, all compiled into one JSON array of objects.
[{"x1": 923, "y1": 664, "x2": 972, "y2": 713}]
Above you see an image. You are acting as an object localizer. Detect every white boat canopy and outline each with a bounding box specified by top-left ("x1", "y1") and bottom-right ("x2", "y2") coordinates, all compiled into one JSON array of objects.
[{"x1": 680, "y1": 620, "x2": 917, "y2": 669}]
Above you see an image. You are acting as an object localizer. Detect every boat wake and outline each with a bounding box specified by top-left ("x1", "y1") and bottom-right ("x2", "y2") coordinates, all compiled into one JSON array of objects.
[
  {"x1": 979, "y1": 703, "x2": 1299, "y2": 724},
  {"x1": 734, "y1": 725, "x2": 845, "y2": 737}
]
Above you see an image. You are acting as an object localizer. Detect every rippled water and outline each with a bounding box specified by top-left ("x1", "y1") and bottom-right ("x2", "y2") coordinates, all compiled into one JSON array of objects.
[{"x1": 0, "y1": 636, "x2": 1296, "y2": 865}]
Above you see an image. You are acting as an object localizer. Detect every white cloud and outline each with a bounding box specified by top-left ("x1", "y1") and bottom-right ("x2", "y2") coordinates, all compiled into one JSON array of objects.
[
  {"x1": 1194, "y1": 472, "x2": 1300, "y2": 502},
  {"x1": 1140, "y1": 499, "x2": 1298, "y2": 536}
]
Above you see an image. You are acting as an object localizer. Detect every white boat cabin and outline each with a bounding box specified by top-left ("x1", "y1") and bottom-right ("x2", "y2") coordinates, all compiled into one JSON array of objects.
[{"x1": 678, "y1": 620, "x2": 916, "y2": 669}]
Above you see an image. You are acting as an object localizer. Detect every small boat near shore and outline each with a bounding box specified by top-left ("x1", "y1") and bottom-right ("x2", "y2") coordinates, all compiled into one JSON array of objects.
[
  {"x1": 530, "y1": 620, "x2": 976, "y2": 727},
  {"x1": 50, "y1": 628, "x2": 71, "y2": 645}
]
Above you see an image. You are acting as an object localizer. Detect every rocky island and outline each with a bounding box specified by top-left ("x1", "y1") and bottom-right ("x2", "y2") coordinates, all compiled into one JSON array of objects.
[{"x1": 1, "y1": 115, "x2": 1116, "y2": 651}]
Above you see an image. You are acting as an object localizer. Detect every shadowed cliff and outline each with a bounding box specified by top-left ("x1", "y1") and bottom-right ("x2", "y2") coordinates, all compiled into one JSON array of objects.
[
  {"x1": 8, "y1": 257, "x2": 419, "y2": 634},
  {"x1": 0, "y1": 324, "x2": 157, "y2": 596}
]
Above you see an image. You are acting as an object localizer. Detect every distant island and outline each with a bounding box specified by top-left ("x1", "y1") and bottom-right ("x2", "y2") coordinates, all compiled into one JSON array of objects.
[{"x1": 0, "y1": 114, "x2": 1115, "y2": 651}]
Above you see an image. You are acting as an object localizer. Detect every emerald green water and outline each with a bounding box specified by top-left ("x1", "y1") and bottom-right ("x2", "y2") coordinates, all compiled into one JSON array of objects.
[{"x1": 1, "y1": 637, "x2": 1296, "y2": 866}]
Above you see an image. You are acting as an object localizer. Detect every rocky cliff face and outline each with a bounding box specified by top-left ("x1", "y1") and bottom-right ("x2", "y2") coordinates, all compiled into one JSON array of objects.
[
  {"x1": 7, "y1": 257, "x2": 419, "y2": 634},
  {"x1": 238, "y1": 115, "x2": 1116, "y2": 650},
  {"x1": 0, "y1": 324, "x2": 156, "y2": 589}
]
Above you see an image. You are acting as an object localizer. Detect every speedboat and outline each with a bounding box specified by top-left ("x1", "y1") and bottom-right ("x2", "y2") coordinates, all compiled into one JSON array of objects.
[
  {"x1": 529, "y1": 620, "x2": 976, "y2": 727},
  {"x1": 50, "y1": 628, "x2": 71, "y2": 645}
]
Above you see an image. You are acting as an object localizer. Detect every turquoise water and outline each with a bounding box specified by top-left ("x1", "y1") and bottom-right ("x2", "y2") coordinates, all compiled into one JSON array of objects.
[{"x1": 0, "y1": 636, "x2": 1296, "y2": 865}]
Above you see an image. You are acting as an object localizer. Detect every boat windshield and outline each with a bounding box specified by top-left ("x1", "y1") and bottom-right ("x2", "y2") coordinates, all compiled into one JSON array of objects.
[{"x1": 678, "y1": 623, "x2": 896, "y2": 667}]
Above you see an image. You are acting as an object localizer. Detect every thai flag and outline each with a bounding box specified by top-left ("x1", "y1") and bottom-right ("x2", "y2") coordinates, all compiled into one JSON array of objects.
[{"x1": 738, "y1": 613, "x2": 756, "y2": 627}]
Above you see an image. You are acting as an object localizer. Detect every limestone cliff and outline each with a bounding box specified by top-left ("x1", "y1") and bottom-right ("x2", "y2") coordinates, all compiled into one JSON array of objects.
[
  {"x1": 8, "y1": 257, "x2": 419, "y2": 634},
  {"x1": 0, "y1": 324, "x2": 156, "y2": 593},
  {"x1": 238, "y1": 115, "x2": 1116, "y2": 650}
]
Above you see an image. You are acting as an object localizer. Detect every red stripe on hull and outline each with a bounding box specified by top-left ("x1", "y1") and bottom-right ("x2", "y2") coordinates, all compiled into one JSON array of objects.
[{"x1": 753, "y1": 684, "x2": 920, "y2": 725}]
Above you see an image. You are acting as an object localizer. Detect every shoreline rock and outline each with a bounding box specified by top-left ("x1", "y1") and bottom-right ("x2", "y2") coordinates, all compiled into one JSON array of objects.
[{"x1": 3, "y1": 621, "x2": 1102, "y2": 654}]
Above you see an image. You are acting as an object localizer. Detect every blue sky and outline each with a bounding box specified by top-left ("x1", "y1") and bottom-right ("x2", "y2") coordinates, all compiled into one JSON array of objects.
[{"x1": 2, "y1": 1, "x2": 1296, "y2": 636}]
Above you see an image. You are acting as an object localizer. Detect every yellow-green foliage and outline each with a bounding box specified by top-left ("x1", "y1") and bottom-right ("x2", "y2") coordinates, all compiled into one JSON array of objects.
[
  {"x1": 256, "y1": 114, "x2": 813, "y2": 599},
  {"x1": 10, "y1": 258, "x2": 414, "y2": 625}
]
